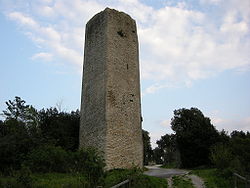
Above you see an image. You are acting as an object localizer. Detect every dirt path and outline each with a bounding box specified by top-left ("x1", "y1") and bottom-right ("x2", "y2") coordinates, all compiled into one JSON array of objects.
[
  {"x1": 187, "y1": 174, "x2": 205, "y2": 188},
  {"x1": 144, "y1": 165, "x2": 205, "y2": 188},
  {"x1": 167, "y1": 177, "x2": 173, "y2": 188}
]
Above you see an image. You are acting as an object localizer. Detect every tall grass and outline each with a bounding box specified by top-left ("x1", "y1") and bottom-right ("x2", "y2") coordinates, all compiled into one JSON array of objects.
[
  {"x1": 0, "y1": 168, "x2": 168, "y2": 188},
  {"x1": 172, "y1": 175, "x2": 194, "y2": 188},
  {"x1": 103, "y1": 168, "x2": 168, "y2": 188},
  {"x1": 192, "y1": 168, "x2": 233, "y2": 188}
]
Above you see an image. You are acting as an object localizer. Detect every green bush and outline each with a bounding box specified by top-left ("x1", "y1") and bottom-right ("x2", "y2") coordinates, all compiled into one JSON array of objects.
[
  {"x1": 25, "y1": 145, "x2": 69, "y2": 173},
  {"x1": 23, "y1": 146, "x2": 105, "y2": 187},
  {"x1": 103, "y1": 168, "x2": 136, "y2": 187},
  {"x1": 210, "y1": 144, "x2": 233, "y2": 170},
  {"x1": 172, "y1": 175, "x2": 194, "y2": 188},
  {"x1": 192, "y1": 168, "x2": 233, "y2": 188},
  {"x1": 0, "y1": 169, "x2": 167, "y2": 188},
  {"x1": 0, "y1": 119, "x2": 33, "y2": 174},
  {"x1": 210, "y1": 143, "x2": 244, "y2": 176},
  {"x1": 229, "y1": 157, "x2": 244, "y2": 175},
  {"x1": 0, "y1": 177, "x2": 18, "y2": 188},
  {"x1": 70, "y1": 148, "x2": 105, "y2": 186},
  {"x1": 103, "y1": 168, "x2": 168, "y2": 188},
  {"x1": 16, "y1": 165, "x2": 33, "y2": 188},
  {"x1": 32, "y1": 173, "x2": 90, "y2": 188},
  {"x1": 131, "y1": 174, "x2": 168, "y2": 188}
]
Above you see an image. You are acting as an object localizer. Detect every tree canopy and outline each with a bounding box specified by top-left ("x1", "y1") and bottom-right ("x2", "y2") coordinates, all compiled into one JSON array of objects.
[
  {"x1": 0, "y1": 97, "x2": 80, "y2": 173},
  {"x1": 142, "y1": 130, "x2": 153, "y2": 165},
  {"x1": 170, "y1": 107, "x2": 220, "y2": 167}
]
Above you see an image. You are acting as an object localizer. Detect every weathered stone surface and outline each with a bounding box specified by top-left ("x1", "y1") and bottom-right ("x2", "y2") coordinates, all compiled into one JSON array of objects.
[{"x1": 79, "y1": 8, "x2": 143, "y2": 170}]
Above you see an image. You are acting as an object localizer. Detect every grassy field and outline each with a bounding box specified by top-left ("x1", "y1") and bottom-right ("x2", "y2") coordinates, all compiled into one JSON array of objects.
[
  {"x1": 0, "y1": 169, "x2": 168, "y2": 188},
  {"x1": 161, "y1": 165, "x2": 248, "y2": 188},
  {"x1": 0, "y1": 173, "x2": 88, "y2": 188},
  {"x1": 172, "y1": 175, "x2": 194, "y2": 188},
  {"x1": 103, "y1": 169, "x2": 168, "y2": 188},
  {"x1": 191, "y1": 168, "x2": 236, "y2": 188}
]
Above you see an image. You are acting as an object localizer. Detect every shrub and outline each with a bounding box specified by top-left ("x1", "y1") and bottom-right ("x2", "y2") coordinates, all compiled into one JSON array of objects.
[
  {"x1": 210, "y1": 143, "x2": 244, "y2": 176},
  {"x1": 25, "y1": 145, "x2": 69, "y2": 173},
  {"x1": 229, "y1": 157, "x2": 244, "y2": 175},
  {"x1": 103, "y1": 168, "x2": 167, "y2": 188},
  {"x1": 24, "y1": 146, "x2": 105, "y2": 186},
  {"x1": 210, "y1": 144, "x2": 233, "y2": 170},
  {"x1": 103, "y1": 168, "x2": 137, "y2": 187},
  {"x1": 16, "y1": 165, "x2": 33, "y2": 188},
  {"x1": 172, "y1": 175, "x2": 193, "y2": 188},
  {"x1": 71, "y1": 148, "x2": 105, "y2": 186},
  {"x1": 192, "y1": 168, "x2": 233, "y2": 188}
]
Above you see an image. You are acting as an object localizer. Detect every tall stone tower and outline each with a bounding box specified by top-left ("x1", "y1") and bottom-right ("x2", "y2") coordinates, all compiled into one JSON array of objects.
[{"x1": 79, "y1": 8, "x2": 143, "y2": 170}]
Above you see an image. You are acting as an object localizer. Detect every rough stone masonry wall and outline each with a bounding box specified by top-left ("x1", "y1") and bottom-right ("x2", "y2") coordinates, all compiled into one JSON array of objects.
[{"x1": 79, "y1": 8, "x2": 143, "y2": 170}]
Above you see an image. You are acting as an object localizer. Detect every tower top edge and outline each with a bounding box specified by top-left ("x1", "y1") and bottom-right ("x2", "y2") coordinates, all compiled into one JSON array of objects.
[{"x1": 86, "y1": 7, "x2": 135, "y2": 26}]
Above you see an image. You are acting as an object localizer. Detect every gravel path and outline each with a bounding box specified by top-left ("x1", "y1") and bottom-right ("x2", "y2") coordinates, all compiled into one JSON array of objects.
[{"x1": 144, "y1": 165, "x2": 188, "y2": 178}]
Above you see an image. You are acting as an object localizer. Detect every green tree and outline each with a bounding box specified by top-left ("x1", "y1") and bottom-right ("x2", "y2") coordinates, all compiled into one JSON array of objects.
[
  {"x1": 210, "y1": 131, "x2": 250, "y2": 176},
  {"x1": 2, "y1": 96, "x2": 39, "y2": 127},
  {"x1": 171, "y1": 107, "x2": 219, "y2": 168},
  {"x1": 156, "y1": 134, "x2": 180, "y2": 167},
  {"x1": 39, "y1": 108, "x2": 80, "y2": 151},
  {"x1": 153, "y1": 147, "x2": 163, "y2": 164},
  {"x1": 217, "y1": 129, "x2": 230, "y2": 145},
  {"x1": 142, "y1": 130, "x2": 153, "y2": 165},
  {"x1": 210, "y1": 143, "x2": 233, "y2": 170},
  {"x1": 0, "y1": 119, "x2": 32, "y2": 172},
  {"x1": 0, "y1": 97, "x2": 79, "y2": 173},
  {"x1": 230, "y1": 131, "x2": 250, "y2": 174}
]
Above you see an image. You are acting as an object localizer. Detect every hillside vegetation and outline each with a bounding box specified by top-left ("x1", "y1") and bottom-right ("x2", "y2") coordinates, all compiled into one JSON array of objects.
[{"x1": 0, "y1": 96, "x2": 167, "y2": 187}]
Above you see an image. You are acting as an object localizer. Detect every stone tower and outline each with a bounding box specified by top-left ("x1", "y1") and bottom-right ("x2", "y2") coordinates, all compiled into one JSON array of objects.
[{"x1": 79, "y1": 8, "x2": 143, "y2": 170}]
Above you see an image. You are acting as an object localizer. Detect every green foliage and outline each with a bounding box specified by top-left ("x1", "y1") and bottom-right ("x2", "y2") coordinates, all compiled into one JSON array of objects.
[
  {"x1": 24, "y1": 146, "x2": 105, "y2": 186},
  {"x1": 0, "y1": 171, "x2": 168, "y2": 188},
  {"x1": 103, "y1": 168, "x2": 135, "y2": 187},
  {"x1": 2, "y1": 96, "x2": 28, "y2": 121},
  {"x1": 210, "y1": 144, "x2": 233, "y2": 171},
  {"x1": 24, "y1": 146, "x2": 104, "y2": 187},
  {"x1": 71, "y1": 148, "x2": 105, "y2": 186},
  {"x1": 161, "y1": 162, "x2": 178, "y2": 169},
  {"x1": 39, "y1": 108, "x2": 80, "y2": 151},
  {"x1": 0, "y1": 177, "x2": 19, "y2": 188},
  {"x1": 156, "y1": 108, "x2": 249, "y2": 172},
  {"x1": 0, "y1": 173, "x2": 89, "y2": 188},
  {"x1": 103, "y1": 168, "x2": 168, "y2": 188},
  {"x1": 0, "y1": 165, "x2": 33, "y2": 188},
  {"x1": 0, "y1": 97, "x2": 80, "y2": 174},
  {"x1": 192, "y1": 168, "x2": 233, "y2": 188},
  {"x1": 156, "y1": 134, "x2": 180, "y2": 167},
  {"x1": 142, "y1": 130, "x2": 153, "y2": 165},
  {"x1": 210, "y1": 131, "x2": 250, "y2": 177},
  {"x1": 172, "y1": 175, "x2": 194, "y2": 188},
  {"x1": 230, "y1": 131, "x2": 250, "y2": 174},
  {"x1": 25, "y1": 145, "x2": 69, "y2": 173},
  {"x1": 153, "y1": 147, "x2": 163, "y2": 164},
  {"x1": 131, "y1": 174, "x2": 168, "y2": 188},
  {"x1": 0, "y1": 97, "x2": 104, "y2": 187},
  {"x1": 0, "y1": 118, "x2": 36, "y2": 173},
  {"x1": 0, "y1": 96, "x2": 169, "y2": 187},
  {"x1": 2, "y1": 96, "x2": 39, "y2": 126},
  {"x1": 32, "y1": 173, "x2": 89, "y2": 188},
  {"x1": 171, "y1": 107, "x2": 220, "y2": 168},
  {"x1": 16, "y1": 165, "x2": 33, "y2": 188}
]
